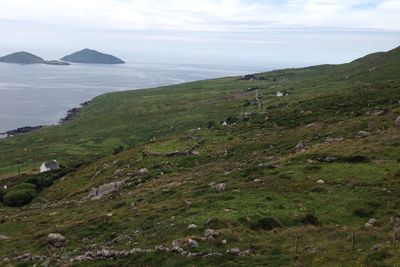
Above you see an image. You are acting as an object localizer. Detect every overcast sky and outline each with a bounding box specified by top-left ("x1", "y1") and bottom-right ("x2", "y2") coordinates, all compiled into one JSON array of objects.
[{"x1": 0, "y1": 0, "x2": 399, "y2": 67}]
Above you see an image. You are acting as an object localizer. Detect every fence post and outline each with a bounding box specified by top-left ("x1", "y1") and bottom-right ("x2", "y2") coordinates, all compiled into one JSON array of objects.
[
  {"x1": 249, "y1": 240, "x2": 252, "y2": 255},
  {"x1": 295, "y1": 237, "x2": 299, "y2": 254},
  {"x1": 351, "y1": 230, "x2": 355, "y2": 252},
  {"x1": 394, "y1": 232, "x2": 397, "y2": 249}
]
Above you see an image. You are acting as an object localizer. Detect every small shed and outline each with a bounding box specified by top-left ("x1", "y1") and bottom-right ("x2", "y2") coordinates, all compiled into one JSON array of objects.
[{"x1": 40, "y1": 160, "x2": 60, "y2": 173}]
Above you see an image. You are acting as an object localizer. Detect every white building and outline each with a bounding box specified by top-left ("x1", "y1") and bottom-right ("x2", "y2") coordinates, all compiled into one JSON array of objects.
[{"x1": 40, "y1": 160, "x2": 60, "y2": 173}]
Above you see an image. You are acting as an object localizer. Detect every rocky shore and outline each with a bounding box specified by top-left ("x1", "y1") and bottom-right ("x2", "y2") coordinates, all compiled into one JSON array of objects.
[
  {"x1": 59, "y1": 101, "x2": 91, "y2": 124},
  {"x1": 0, "y1": 125, "x2": 43, "y2": 137}
]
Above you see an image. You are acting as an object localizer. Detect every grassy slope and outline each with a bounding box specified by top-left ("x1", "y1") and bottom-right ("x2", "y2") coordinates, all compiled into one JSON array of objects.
[{"x1": 0, "y1": 46, "x2": 400, "y2": 266}]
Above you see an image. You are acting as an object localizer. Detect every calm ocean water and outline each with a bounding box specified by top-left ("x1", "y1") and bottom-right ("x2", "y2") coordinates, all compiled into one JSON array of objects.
[{"x1": 0, "y1": 62, "x2": 265, "y2": 135}]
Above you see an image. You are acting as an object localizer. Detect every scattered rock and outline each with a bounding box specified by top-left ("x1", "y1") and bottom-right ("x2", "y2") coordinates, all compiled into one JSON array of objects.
[
  {"x1": 293, "y1": 140, "x2": 307, "y2": 152},
  {"x1": 373, "y1": 109, "x2": 388, "y2": 116},
  {"x1": 356, "y1": 131, "x2": 371, "y2": 138},
  {"x1": 257, "y1": 162, "x2": 277, "y2": 169},
  {"x1": 365, "y1": 218, "x2": 377, "y2": 228},
  {"x1": 187, "y1": 224, "x2": 198, "y2": 230},
  {"x1": 204, "y1": 229, "x2": 220, "y2": 241},
  {"x1": 306, "y1": 123, "x2": 317, "y2": 128},
  {"x1": 204, "y1": 217, "x2": 226, "y2": 228},
  {"x1": 0, "y1": 234, "x2": 9, "y2": 240},
  {"x1": 187, "y1": 239, "x2": 199, "y2": 249},
  {"x1": 395, "y1": 116, "x2": 400, "y2": 128},
  {"x1": 275, "y1": 91, "x2": 289, "y2": 97},
  {"x1": 227, "y1": 248, "x2": 241, "y2": 255},
  {"x1": 316, "y1": 180, "x2": 325, "y2": 184},
  {"x1": 210, "y1": 182, "x2": 226, "y2": 193},
  {"x1": 48, "y1": 233, "x2": 67, "y2": 248},
  {"x1": 371, "y1": 244, "x2": 381, "y2": 252},
  {"x1": 184, "y1": 199, "x2": 192, "y2": 206},
  {"x1": 138, "y1": 168, "x2": 149, "y2": 175},
  {"x1": 304, "y1": 246, "x2": 320, "y2": 254}
]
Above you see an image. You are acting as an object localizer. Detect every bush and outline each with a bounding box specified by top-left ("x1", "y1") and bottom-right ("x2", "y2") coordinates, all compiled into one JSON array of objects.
[
  {"x1": 112, "y1": 146, "x2": 124, "y2": 155},
  {"x1": 250, "y1": 217, "x2": 282, "y2": 230},
  {"x1": 3, "y1": 189, "x2": 37, "y2": 207},
  {"x1": 13, "y1": 183, "x2": 37, "y2": 191},
  {"x1": 353, "y1": 208, "x2": 373, "y2": 218},
  {"x1": 26, "y1": 176, "x2": 53, "y2": 190},
  {"x1": 301, "y1": 213, "x2": 320, "y2": 225},
  {"x1": 0, "y1": 188, "x2": 6, "y2": 202},
  {"x1": 207, "y1": 121, "x2": 215, "y2": 129},
  {"x1": 342, "y1": 155, "x2": 370, "y2": 163}
]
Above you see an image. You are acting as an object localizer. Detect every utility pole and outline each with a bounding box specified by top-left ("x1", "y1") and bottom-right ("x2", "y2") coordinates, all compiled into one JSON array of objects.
[
  {"x1": 256, "y1": 89, "x2": 263, "y2": 112},
  {"x1": 16, "y1": 161, "x2": 22, "y2": 176}
]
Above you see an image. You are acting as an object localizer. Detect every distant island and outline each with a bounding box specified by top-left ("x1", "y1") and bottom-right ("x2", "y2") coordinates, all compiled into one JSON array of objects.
[
  {"x1": 0, "y1": 51, "x2": 70, "y2": 65},
  {"x1": 61, "y1": 48, "x2": 125, "y2": 64}
]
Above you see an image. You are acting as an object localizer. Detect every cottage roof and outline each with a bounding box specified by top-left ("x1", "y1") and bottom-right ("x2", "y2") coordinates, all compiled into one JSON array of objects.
[{"x1": 43, "y1": 160, "x2": 59, "y2": 169}]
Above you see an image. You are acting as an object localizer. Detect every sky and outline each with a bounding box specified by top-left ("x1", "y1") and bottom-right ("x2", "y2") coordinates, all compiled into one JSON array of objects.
[{"x1": 0, "y1": 0, "x2": 399, "y2": 68}]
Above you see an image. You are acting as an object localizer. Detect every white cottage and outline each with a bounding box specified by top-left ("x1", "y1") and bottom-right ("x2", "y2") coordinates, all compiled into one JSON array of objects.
[{"x1": 40, "y1": 160, "x2": 60, "y2": 173}]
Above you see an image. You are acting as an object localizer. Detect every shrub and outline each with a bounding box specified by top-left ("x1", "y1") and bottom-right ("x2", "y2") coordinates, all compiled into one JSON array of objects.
[
  {"x1": 13, "y1": 183, "x2": 37, "y2": 191},
  {"x1": 26, "y1": 176, "x2": 53, "y2": 190},
  {"x1": 353, "y1": 208, "x2": 373, "y2": 218},
  {"x1": 301, "y1": 213, "x2": 320, "y2": 225},
  {"x1": 0, "y1": 188, "x2": 6, "y2": 202},
  {"x1": 342, "y1": 155, "x2": 370, "y2": 163},
  {"x1": 3, "y1": 189, "x2": 37, "y2": 207},
  {"x1": 250, "y1": 217, "x2": 282, "y2": 230},
  {"x1": 207, "y1": 121, "x2": 215, "y2": 129},
  {"x1": 365, "y1": 249, "x2": 393, "y2": 262},
  {"x1": 112, "y1": 146, "x2": 124, "y2": 155}
]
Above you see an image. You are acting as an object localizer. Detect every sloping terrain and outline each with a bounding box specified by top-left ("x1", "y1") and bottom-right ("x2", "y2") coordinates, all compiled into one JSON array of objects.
[{"x1": 0, "y1": 46, "x2": 400, "y2": 266}]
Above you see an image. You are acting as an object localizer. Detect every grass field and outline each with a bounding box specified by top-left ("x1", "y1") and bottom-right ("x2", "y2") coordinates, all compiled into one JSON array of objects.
[{"x1": 0, "y1": 46, "x2": 400, "y2": 266}]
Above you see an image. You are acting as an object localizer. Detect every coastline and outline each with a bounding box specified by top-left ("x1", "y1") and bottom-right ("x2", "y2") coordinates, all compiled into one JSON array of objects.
[{"x1": 0, "y1": 101, "x2": 91, "y2": 139}]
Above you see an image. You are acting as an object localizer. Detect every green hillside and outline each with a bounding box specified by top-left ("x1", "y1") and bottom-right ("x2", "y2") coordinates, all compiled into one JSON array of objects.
[{"x1": 0, "y1": 46, "x2": 400, "y2": 266}]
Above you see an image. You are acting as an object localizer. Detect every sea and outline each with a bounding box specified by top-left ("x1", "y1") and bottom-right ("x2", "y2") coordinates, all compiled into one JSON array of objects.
[{"x1": 0, "y1": 62, "x2": 265, "y2": 137}]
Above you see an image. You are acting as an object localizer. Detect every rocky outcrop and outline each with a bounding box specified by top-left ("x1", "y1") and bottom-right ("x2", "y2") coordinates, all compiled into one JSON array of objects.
[
  {"x1": 356, "y1": 131, "x2": 371, "y2": 138},
  {"x1": 48, "y1": 233, "x2": 67, "y2": 248},
  {"x1": 240, "y1": 74, "x2": 257, "y2": 81},
  {"x1": 59, "y1": 101, "x2": 91, "y2": 124},
  {"x1": 293, "y1": 140, "x2": 307, "y2": 152},
  {"x1": 89, "y1": 181, "x2": 125, "y2": 200}
]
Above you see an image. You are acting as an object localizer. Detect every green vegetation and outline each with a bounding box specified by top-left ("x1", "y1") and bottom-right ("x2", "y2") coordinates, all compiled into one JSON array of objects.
[
  {"x1": 2, "y1": 188, "x2": 36, "y2": 207},
  {"x1": 0, "y1": 46, "x2": 400, "y2": 266}
]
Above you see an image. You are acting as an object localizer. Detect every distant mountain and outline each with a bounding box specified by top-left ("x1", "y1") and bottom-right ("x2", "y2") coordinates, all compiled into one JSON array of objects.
[
  {"x1": 61, "y1": 49, "x2": 125, "y2": 64},
  {"x1": 0, "y1": 51, "x2": 70, "y2": 65},
  {"x1": 0, "y1": 51, "x2": 45, "y2": 64}
]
